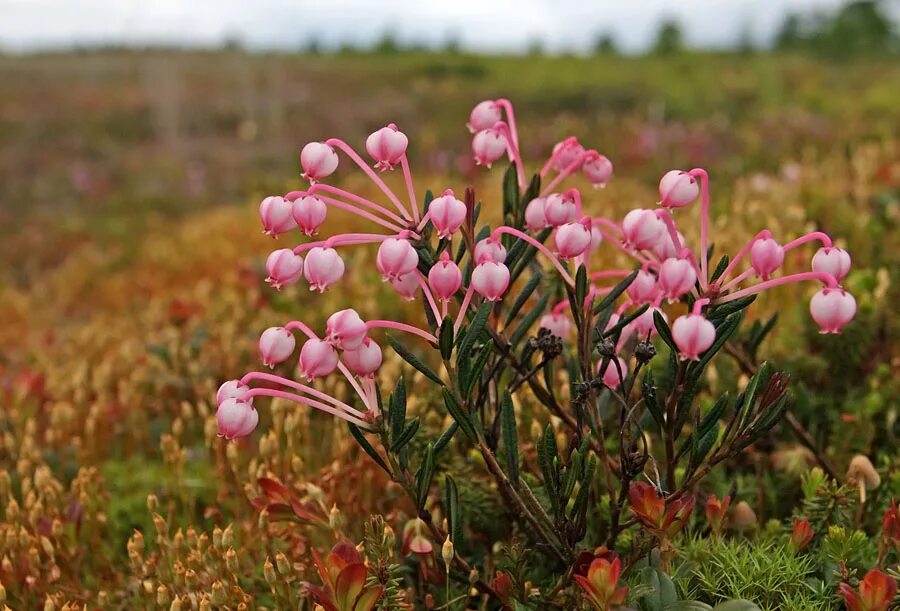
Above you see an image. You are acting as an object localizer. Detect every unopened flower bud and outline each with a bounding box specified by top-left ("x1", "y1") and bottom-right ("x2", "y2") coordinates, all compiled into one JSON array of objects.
[
  {"x1": 543, "y1": 192, "x2": 577, "y2": 227},
  {"x1": 658, "y1": 257, "x2": 696, "y2": 302},
  {"x1": 658, "y1": 170, "x2": 699, "y2": 208},
  {"x1": 325, "y1": 308, "x2": 368, "y2": 350},
  {"x1": 291, "y1": 194, "x2": 328, "y2": 236},
  {"x1": 275, "y1": 552, "x2": 291, "y2": 575},
  {"x1": 366, "y1": 124, "x2": 408, "y2": 171},
  {"x1": 553, "y1": 218, "x2": 592, "y2": 259},
  {"x1": 467, "y1": 100, "x2": 501, "y2": 133},
  {"x1": 259, "y1": 196, "x2": 297, "y2": 237},
  {"x1": 342, "y1": 337, "x2": 383, "y2": 377},
  {"x1": 597, "y1": 357, "x2": 628, "y2": 390},
  {"x1": 622, "y1": 208, "x2": 667, "y2": 251},
  {"x1": 582, "y1": 154, "x2": 613, "y2": 188},
  {"x1": 377, "y1": 238, "x2": 419, "y2": 281},
  {"x1": 672, "y1": 313, "x2": 716, "y2": 361},
  {"x1": 216, "y1": 399, "x2": 258, "y2": 440},
  {"x1": 812, "y1": 246, "x2": 851, "y2": 282},
  {"x1": 524, "y1": 197, "x2": 548, "y2": 231},
  {"x1": 441, "y1": 536, "x2": 454, "y2": 572},
  {"x1": 304, "y1": 246, "x2": 345, "y2": 292},
  {"x1": 625, "y1": 269, "x2": 659, "y2": 304},
  {"x1": 551, "y1": 138, "x2": 585, "y2": 172},
  {"x1": 539, "y1": 312, "x2": 572, "y2": 340},
  {"x1": 809, "y1": 287, "x2": 856, "y2": 334},
  {"x1": 473, "y1": 237, "x2": 506, "y2": 264},
  {"x1": 258, "y1": 327, "x2": 296, "y2": 368},
  {"x1": 750, "y1": 238, "x2": 785, "y2": 280},
  {"x1": 472, "y1": 125, "x2": 508, "y2": 168},
  {"x1": 428, "y1": 252, "x2": 462, "y2": 301},
  {"x1": 471, "y1": 261, "x2": 510, "y2": 302},
  {"x1": 300, "y1": 142, "x2": 338, "y2": 183},
  {"x1": 429, "y1": 190, "x2": 467, "y2": 238},
  {"x1": 298, "y1": 339, "x2": 339, "y2": 381},
  {"x1": 216, "y1": 380, "x2": 252, "y2": 406},
  {"x1": 390, "y1": 272, "x2": 420, "y2": 300}
]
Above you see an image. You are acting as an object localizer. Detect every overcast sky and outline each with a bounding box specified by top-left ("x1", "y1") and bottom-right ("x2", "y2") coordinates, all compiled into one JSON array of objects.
[{"x1": 0, "y1": 0, "x2": 872, "y2": 54}]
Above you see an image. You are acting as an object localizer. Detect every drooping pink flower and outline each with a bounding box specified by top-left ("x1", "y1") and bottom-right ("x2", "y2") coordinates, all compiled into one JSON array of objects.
[
  {"x1": 474, "y1": 237, "x2": 507, "y2": 264},
  {"x1": 216, "y1": 399, "x2": 259, "y2": 440},
  {"x1": 259, "y1": 327, "x2": 297, "y2": 368},
  {"x1": 366, "y1": 124, "x2": 408, "y2": 171},
  {"x1": 750, "y1": 237, "x2": 785, "y2": 280},
  {"x1": 265, "y1": 249, "x2": 304, "y2": 290},
  {"x1": 259, "y1": 196, "x2": 297, "y2": 237},
  {"x1": 304, "y1": 246, "x2": 345, "y2": 292},
  {"x1": 429, "y1": 191, "x2": 467, "y2": 238},
  {"x1": 300, "y1": 142, "x2": 339, "y2": 182},
  {"x1": 554, "y1": 218, "x2": 593, "y2": 259},
  {"x1": 658, "y1": 170, "x2": 699, "y2": 208},
  {"x1": 524, "y1": 197, "x2": 549, "y2": 231},
  {"x1": 325, "y1": 309, "x2": 368, "y2": 350},
  {"x1": 552, "y1": 139, "x2": 585, "y2": 171},
  {"x1": 298, "y1": 338, "x2": 340, "y2": 380},
  {"x1": 672, "y1": 314, "x2": 716, "y2": 361},
  {"x1": 628, "y1": 306, "x2": 665, "y2": 339},
  {"x1": 540, "y1": 312, "x2": 573, "y2": 339},
  {"x1": 467, "y1": 100, "x2": 502, "y2": 133},
  {"x1": 376, "y1": 237, "x2": 419, "y2": 281},
  {"x1": 626, "y1": 269, "x2": 660, "y2": 304},
  {"x1": 471, "y1": 261, "x2": 510, "y2": 301},
  {"x1": 812, "y1": 247, "x2": 851, "y2": 282},
  {"x1": 809, "y1": 287, "x2": 856, "y2": 334},
  {"x1": 658, "y1": 257, "x2": 697, "y2": 301},
  {"x1": 472, "y1": 126, "x2": 508, "y2": 168},
  {"x1": 390, "y1": 272, "x2": 420, "y2": 300},
  {"x1": 589, "y1": 226, "x2": 604, "y2": 252},
  {"x1": 428, "y1": 253, "x2": 462, "y2": 301},
  {"x1": 582, "y1": 155, "x2": 613, "y2": 188},
  {"x1": 216, "y1": 380, "x2": 252, "y2": 406},
  {"x1": 342, "y1": 337, "x2": 383, "y2": 377},
  {"x1": 622, "y1": 209, "x2": 667, "y2": 251},
  {"x1": 544, "y1": 192, "x2": 578, "y2": 227},
  {"x1": 653, "y1": 230, "x2": 685, "y2": 260},
  {"x1": 597, "y1": 357, "x2": 628, "y2": 389},
  {"x1": 292, "y1": 194, "x2": 328, "y2": 236}
]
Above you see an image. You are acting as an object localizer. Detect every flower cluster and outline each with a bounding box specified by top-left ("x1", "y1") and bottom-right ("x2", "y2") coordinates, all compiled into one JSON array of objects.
[{"x1": 216, "y1": 98, "x2": 856, "y2": 440}]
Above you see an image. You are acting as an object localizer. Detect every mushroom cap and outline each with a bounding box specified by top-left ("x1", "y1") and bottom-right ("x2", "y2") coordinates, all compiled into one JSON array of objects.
[{"x1": 847, "y1": 454, "x2": 881, "y2": 489}]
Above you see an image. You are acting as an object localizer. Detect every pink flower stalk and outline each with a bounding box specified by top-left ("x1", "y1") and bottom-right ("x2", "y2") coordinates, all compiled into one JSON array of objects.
[
  {"x1": 259, "y1": 195, "x2": 297, "y2": 237},
  {"x1": 376, "y1": 237, "x2": 419, "y2": 281},
  {"x1": 390, "y1": 272, "x2": 420, "y2": 300},
  {"x1": 429, "y1": 190, "x2": 467, "y2": 238},
  {"x1": 292, "y1": 194, "x2": 328, "y2": 236},
  {"x1": 259, "y1": 326, "x2": 297, "y2": 368},
  {"x1": 672, "y1": 306, "x2": 716, "y2": 361},
  {"x1": 299, "y1": 338, "x2": 340, "y2": 380},
  {"x1": 582, "y1": 155, "x2": 613, "y2": 188},
  {"x1": 472, "y1": 125, "x2": 509, "y2": 168},
  {"x1": 428, "y1": 253, "x2": 462, "y2": 301},
  {"x1": 300, "y1": 141, "x2": 339, "y2": 182},
  {"x1": 524, "y1": 197, "x2": 549, "y2": 231},
  {"x1": 216, "y1": 399, "x2": 259, "y2": 440},
  {"x1": 750, "y1": 237, "x2": 785, "y2": 280},
  {"x1": 810, "y1": 287, "x2": 857, "y2": 334},
  {"x1": 304, "y1": 246, "x2": 345, "y2": 292},
  {"x1": 265, "y1": 249, "x2": 304, "y2": 290},
  {"x1": 626, "y1": 269, "x2": 660, "y2": 304},
  {"x1": 472, "y1": 261, "x2": 510, "y2": 301},
  {"x1": 653, "y1": 229, "x2": 685, "y2": 260},
  {"x1": 342, "y1": 337, "x2": 383, "y2": 377},
  {"x1": 598, "y1": 357, "x2": 628, "y2": 389},
  {"x1": 658, "y1": 170, "x2": 699, "y2": 208},
  {"x1": 365, "y1": 124, "x2": 408, "y2": 171},
  {"x1": 474, "y1": 237, "x2": 507, "y2": 264},
  {"x1": 540, "y1": 312, "x2": 573, "y2": 339},
  {"x1": 812, "y1": 246, "x2": 851, "y2": 282},
  {"x1": 658, "y1": 257, "x2": 697, "y2": 301},
  {"x1": 217, "y1": 379, "x2": 252, "y2": 406},
  {"x1": 554, "y1": 218, "x2": 593, "y2": 259},
  {"x1": 622, "y1": 208, "x2": 668, "y2": 251},
  {"x1": 325, "y1": 309, "x2": 368, "y2": 350},
  {"x1": 544, "y1": 192, "x2": 578, "y2": 227},
  {"x1": 552, "y1": 138, "x2": 586, "y2": 172},
  {"x1": 467, "y1": 100, "x2": 502, "y2": 133}
]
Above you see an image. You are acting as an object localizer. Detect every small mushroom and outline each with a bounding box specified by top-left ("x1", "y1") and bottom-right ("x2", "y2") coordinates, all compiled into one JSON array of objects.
[
  {"x1": 731, "y1": 501, "x2": 758, "y2": 532},
  {"x1": 846, "y1": 454, "x2": 880, "y2": 503}
]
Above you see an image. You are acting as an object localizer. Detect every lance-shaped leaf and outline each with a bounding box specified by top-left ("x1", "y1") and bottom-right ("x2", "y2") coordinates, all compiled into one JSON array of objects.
[
  {"x1": 390, "y1": 378, "x2": 407, "y2": 441},
  {"x1": 457, "y1": 302, "x2": 491, "y2": 366},
  {"x1": 347, "y1": 423, "x2": 391, "y2": 475},
  {"x1": 710, "y1": 254, "x2": 730, "y2": 283},
  {"x1": 439, "y1": 317, "x2": 455, "y2": 360},
  {"x1": 415, "y1": 443, "x2": 436, "y2": 510},
  {"x1": 603, "y1": 303, "x2": 650, "y2": 339},
  {"x1": 654, "y1": 310, "x2": 678, "y2": 353},
  {"x1": 504, "y1": 271, "x2": 542, "y2": 326},
  {"x1": 390, "y1": 417, "x2": 420, "y2": 453},
  {"x1": 444, "y1": 474, "x2": 462, "y2": 544},
  {"x1": 502, "y1": 163, "x2": 520, "y2": 222},
  {"x1": 500, "y1": 391, "x2": 520, "y2": 486},
  {"x1": 538, "y1": 424, "x2": 561, "y2": 516},
  {"x1": 442, "y1": 388, "x2": 477, "y2": 442},
  {"x1": 387, "y1": 334, "x2": 443, "y2": 385},
  {"x1": 690, "y1": 312, "x2": 744, "y2": 376},
  {"x1": 433, "y1": 422, "x2": 459, "y2": 455},
  {"x1": 642, "y1": 370, "x2": 665, "y2": 433},
  {"x1": 707, "y1": 296, "x2": 756, "y2": 322},
  {"x1": 461, "y1": 344, "x2": 494, "y2": 399},
  {"x1": 510, "y1": 293, "x2": 550, "y2": 347}
]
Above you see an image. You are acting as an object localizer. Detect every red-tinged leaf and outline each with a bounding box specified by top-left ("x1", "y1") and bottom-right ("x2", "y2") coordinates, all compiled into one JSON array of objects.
[
  {"x1": 258, "y1": 477, "x2": 292, "y2": 503},
  {"x1": 574, "y1": 574, "x2": 603, "y2": 611},
  {"x1": 335, "y1": 563, "x2": 367, "y2": 611},
  {"x1": 264, "y1": 503, "x2": 297, "y2": 520},
  {"x1": 303, "y1": 583, "x2": 339, "y2": 611},
  {"x1": 353, "y1": 585, "x2": 384, "y2": 611},
  {"x1": 312, "y1": 548, "x2": 335, "y2": 591},
  {"x1": 289, "y1": 497, "x2": 323, "y2": 522},
  {"x1": 250, "y1": 495, "x2": 269, "y2": 510}
]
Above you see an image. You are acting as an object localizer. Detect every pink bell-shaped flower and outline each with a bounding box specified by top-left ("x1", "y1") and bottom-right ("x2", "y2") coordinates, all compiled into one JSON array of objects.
[
  {"x1": 626, "y1": 269, "x2": 660, "y2": 304},
  {"x1": 552, "y1": 139, "x2": 585, "y2": 171},
  {"x1": 809, "y1": 287, "x2": 856, "y2": 334},
  {"x1": 554, "y1": 218, "x2": 593, "y2": 259},
  {"x1": 544, "y1": 192, "x2": 578, "y2": 227},
  {"x1": 300, "y1": 142, "x2": 338, "y2": 182},
  {"x1": 342, "y1": 337, "x2": 383, "y2": 377},
  {"x1": 672, "y1": 313, "x2": 716, "y2": 361},
  {"x1": 304, "y1": 246, "x2": 345, "y2": 292},
  {"x1": 597, "y1": 357, "x2": 628, "y2": 389},
  {"x1": 812, "y1": 247, "x2": 851, "y2": 282},
  {"x1": 471, "y1": 261, "x2": 510, "y2": 302},
  {"x1": 658, "y1": 257, "x2": 697, "y2": 302},
  {"x1": 622, "y1": 209, "x2": 667, "y2": 251},
  {"x1": 474, "y1": 237, "x2": 507, "y2": 264},
  {"x1": 366, "y1": 124, "x2": 408, "y2": 171},
  {"x1": 658, "y1": 170, "x2": 699, "y2": 208},
  {"x1": 750, "y1": 237, "x2": 785, "y2": 280},
  {"x1": 216, "y1": 399, "x2": 258, "y2": 440},
  {"x1": 259, "y1": 195, "x2": 297, "y2": 237},
  {"x1": 524, "y1": 197, "x2": 549, "y2": 232},
  {"x1": 472, "y1": 126, "x2": 508, "y2": 168},
  {"x1": 428, "y1": 253, "x2": 462, "y2": 301},
  {"x1": 540, "y1": 312, "x2": 573, "y2": 339},
  {"x1": 652, "y1": 229, "x2": 685, "y2": 260},
  {"x1": 390, "y1": 272, "x2": 420, "y2": 300},
  {"x1": 377, "y1": 237, "x2": 419, "y2": 281},
  {"x1": 325, "y1": 308, "x2": 368, "y2": 350},
  {"x1": 265, "y1": 249, "x2": 304, "y2": 290},
  {"x1": 582, "y1": 155, "x2": 613, "y2": 188},
  {"x1": 259, "y1": 327, "x2": 296, "y2": 368},
  {"x1": 628, "y1": 306, "x2": 666, "y2": 340},
  {"x1": 298, "y1": 338, "x2": 339, "y2": 380},
  {"x1": 429, "y1": 190, "x2": 467, "y2": 238},
  {"x1": 467, "y1": 100, "x2": 502, "y2": 133},
  {"x1": 292, "y1": 194, "x2": 328, "y2": 236},
  {"x1": 216, "y1": 380, "x2": 252, "y2": 406}
]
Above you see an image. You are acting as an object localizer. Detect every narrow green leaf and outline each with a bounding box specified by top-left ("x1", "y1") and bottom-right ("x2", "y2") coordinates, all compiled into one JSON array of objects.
[
  {"x1": 462, "y1": 344, "x2": 494, "y2": 399},
  {"x1": 387, "y1": 335, "x2": 443, "y2": 385},
  {"x1": 457, "y1": 302, "x2": 491, "y2": 366},
  {"x1": 575, "y1": 264, "x2": 588, "y2": 311},
  {"x1": 502, "y1": 163, "x2": 520, "y2": 221},
  {"x1": 642, "y1": 370, "x2": 665, "y2": 433},
  {"x1": 390, "y1": 378, "x2": 407, "y2": 441},
  {"x1": 710, "y1": 255, "x2": 730, "y2": 283},
  {"x1": 510, "y1": 293, "x2": 550, "y2": 346},
  {"x1": 592, "y1": 270, "x2": 638, "y2": 314},
  {"x1": 442, "y1": 388, "x2": 477, "y2": 442},
  {"x1": 500, "y1": 391, "x2": 519, "y2": 486},
  {"x1": 415, "y1": 443, "x2": 436, "y2": 510},
  {"x1": 707, "y1": 295, "x2": 756, "y2": 322},
  {"x1": 389, "y1": 417, "x2": 420, "y2": 453},
  {"x1": 347, "y1": 423, "x2": 391, "y2": 475},
  {"x1": 433, "y1": 422, "x2": 459, "y2": 455},
  {"x1": 444, "y1": 475, "x2": 461, "y2": 543},
  {"x1": 699, "y1": 392, "x2": 730, "y2": 434},
  {"x1": 654, "y1": 310, "x2": 677, "y2": 353},
  {"x1": 690, "y1": 312, "x2": 743, "y2": 374},
  {"x1": 439, "y1": 317, "x2": 454, "y2": 360}
]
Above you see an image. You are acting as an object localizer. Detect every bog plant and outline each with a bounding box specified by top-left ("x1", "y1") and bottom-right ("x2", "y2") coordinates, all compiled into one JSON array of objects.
[{"x1": 208, "y1": 98, "x2": 876, "y2": 609}]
